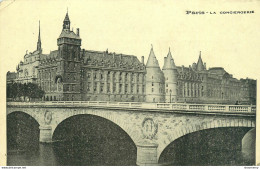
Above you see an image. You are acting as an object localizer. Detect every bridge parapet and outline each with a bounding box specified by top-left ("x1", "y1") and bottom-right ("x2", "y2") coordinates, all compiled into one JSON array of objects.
[{"x1": 7, "y1": 101, "x2": 256, "y2": 114}]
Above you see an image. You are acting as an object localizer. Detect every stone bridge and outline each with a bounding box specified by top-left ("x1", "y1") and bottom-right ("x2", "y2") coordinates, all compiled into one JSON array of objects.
[{"x1": 7, "y1": 101, "x2": 256, "y2": 165}]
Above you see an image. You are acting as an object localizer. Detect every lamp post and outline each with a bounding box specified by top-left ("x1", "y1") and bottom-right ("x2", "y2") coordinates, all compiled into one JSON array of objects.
[{"x1": 170, "y1": 89, "x2": 172, "y2": 103}]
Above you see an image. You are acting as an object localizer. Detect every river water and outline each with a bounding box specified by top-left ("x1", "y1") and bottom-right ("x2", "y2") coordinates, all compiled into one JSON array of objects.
[{"x1": 7, "y1": 140, "x2": 253, "y2": 166}]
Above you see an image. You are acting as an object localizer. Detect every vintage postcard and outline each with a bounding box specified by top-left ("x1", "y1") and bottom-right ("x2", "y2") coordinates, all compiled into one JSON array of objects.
[{"x1": 0, "y1": 0, "x2": 259, "y2": 166}]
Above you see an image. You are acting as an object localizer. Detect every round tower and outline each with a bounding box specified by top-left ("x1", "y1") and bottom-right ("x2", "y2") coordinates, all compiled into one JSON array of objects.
[
  {"x1": 162, "y1": 48, "x2": 178, "y2": 103},
  {"x1": 145, "y1": 46, "x2": 165, "y2": 103}
]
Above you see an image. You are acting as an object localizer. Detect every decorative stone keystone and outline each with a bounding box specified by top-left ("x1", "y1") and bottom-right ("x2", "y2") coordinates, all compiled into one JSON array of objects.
[{"x1": 39, "y1": 125, "x2": 52, "y2": 143}]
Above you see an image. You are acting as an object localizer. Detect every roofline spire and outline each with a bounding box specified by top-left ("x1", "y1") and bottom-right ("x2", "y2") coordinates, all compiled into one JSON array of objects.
[
  {"x1": 37, "y1": 20, "x2": 42, "y2": 52},
  {"x1": 38, "y1": 20, "x2": 41, "y2": 40}
]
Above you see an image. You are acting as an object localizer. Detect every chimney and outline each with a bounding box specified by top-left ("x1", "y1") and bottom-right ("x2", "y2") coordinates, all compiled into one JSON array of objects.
[
  {"x1": 77, "y1": 28, "x2": 80, "y2": 36},
  {"x1": 113, "y1": 52, "x2": 115, "y2": 59},
  {"x1": 141, "y1": 56, "x2": 144, "y2": 64}
]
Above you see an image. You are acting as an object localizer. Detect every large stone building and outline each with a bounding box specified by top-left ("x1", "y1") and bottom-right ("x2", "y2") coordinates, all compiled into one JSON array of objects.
[{"x1": 8, "y1": 12, "x2": 256, "y2": 104}]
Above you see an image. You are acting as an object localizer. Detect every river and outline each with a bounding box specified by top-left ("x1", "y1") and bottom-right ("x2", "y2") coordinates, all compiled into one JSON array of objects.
[{"x1": 7, "y1": 140, "x2": 253, "y2": 166}]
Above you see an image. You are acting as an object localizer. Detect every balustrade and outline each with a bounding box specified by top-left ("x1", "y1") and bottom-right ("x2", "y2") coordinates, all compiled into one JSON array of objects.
[{"x1": 6, "y1": 101, "x2": 256, "y2": 114}]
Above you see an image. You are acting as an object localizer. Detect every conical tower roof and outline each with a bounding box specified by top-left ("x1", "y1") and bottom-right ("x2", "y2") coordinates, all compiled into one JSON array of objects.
[
  {"x1": 197, "y1": 51, "x2": 204, "y2": 71},
  {"x1": 146, "y1": 45, "x2": 160, "y2": 68},
  {"x1": 163, "y1": 48, "x2": 176, "y2": 70},
  {"x1": 64, "y1": 11, "x2": 70, "y2": 22}
]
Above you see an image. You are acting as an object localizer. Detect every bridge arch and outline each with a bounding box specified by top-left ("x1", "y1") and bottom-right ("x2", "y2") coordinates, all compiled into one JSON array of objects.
[
  {"x1": 158, "y1": 118, "x2": 255, "y2": 159},
  {"x1": 51, "y1": 113, "x2": 138, "y2": 165},
  {"x1": 7, "y1": 111, "x2": 40, "y2": 126},
  {"x1": 50, "y1": 110, "x2": 142, "y2": 144},
  {"x1": 7, "y1": 111, "x2": 40, "y2": 150}
]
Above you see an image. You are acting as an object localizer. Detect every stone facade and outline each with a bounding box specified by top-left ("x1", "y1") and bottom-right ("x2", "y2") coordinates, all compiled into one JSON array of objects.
[{"x1": 8, "y1": 12, "x2": 256, "y2": 104}]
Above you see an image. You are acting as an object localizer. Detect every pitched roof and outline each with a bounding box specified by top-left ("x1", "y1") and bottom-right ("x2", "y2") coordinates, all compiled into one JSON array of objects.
[
  {"x1": 40, "y1": 50, "x2": 58, "y2": 61},
  {"x1": 146, "y1": 46, "x2": 160, "y2": 68},
  {"x1": 163, "y1": 48, "x2": 176, "y2": 70},
  {"x1": 82, "y1": 50, "x2": 145, "y2": 71},
  {"x1": 59, "y1": 30, "x2": 81, "y2": 39}
]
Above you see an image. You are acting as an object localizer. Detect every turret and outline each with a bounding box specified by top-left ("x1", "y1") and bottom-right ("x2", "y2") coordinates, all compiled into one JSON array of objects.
[
  {"x1": 145, "y1": 45, "x2": 165, "y2": 103},
  {"x1": 162, "y1": 48, "x2": 178, "y2": 103},
  {"x1": 196, "y1": 51, "x2": 208, "y2": 98},
  {"x1": 63, "y1": 11, "x2": 70, "y2": 31}
]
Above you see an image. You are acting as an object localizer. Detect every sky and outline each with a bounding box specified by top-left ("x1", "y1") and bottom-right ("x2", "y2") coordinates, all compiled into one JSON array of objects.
[{"x1": 0, "y1": 0, "x2": 260, "y2": 80}]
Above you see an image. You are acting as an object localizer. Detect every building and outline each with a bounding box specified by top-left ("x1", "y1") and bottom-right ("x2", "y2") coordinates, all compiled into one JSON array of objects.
[{"x1": 8, "y1": 12, "x2": 256, "y2": 105}]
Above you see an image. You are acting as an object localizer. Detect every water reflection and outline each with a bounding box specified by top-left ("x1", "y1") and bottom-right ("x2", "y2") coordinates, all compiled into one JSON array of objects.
[{"x1": 7, "y1": 140, "x2": 253, "y2": 166}]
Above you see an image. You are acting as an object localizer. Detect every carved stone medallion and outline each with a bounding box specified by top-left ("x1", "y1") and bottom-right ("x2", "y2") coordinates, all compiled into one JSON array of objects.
[
  {"x1": 141, "y1": 118, "x2": 158, "y2": 140},
  {"x1": 44, "y1": 111, "x2": 52, "y2": 125}
]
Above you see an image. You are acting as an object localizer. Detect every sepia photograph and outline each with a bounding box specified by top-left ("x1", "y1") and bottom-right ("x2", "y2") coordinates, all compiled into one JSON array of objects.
[{"x1": 0, "y1": 0, "x2": 259, "y2": 166}]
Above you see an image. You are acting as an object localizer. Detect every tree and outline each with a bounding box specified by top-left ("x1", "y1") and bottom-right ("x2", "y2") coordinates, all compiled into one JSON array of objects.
[{"x1": 6, "y1": 82, "x2": 45, "y2": 101}]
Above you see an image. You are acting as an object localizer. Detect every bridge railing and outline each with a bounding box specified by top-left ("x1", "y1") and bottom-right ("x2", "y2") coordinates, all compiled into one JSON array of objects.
[{"x1": 6, "y1": 101, "x2": 256, "y2": 114}]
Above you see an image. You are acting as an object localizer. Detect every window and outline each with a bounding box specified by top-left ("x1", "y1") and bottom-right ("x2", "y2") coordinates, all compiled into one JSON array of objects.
[
  {"x1": 87, "y1": 82, "x2": 91, "y2": 91},
  {"x1": 137, "y1": 85, "x2": 139, "y2": 93},
  {"x1": 166, "y1": 83, "x2": 168, "y2": 87},
  {"x1": 87, "y1": 73, "x2": 91, "y2": 78},
  {"x1": 107, "y1": 83, "x2": 110, "y2": 92},
  {"x1": 113, "y1": 84, "x2": 116, "y2": 93},
  {"x1": 101, "y1": 83, "x2": 104, "y2": 92},
  {"x1": 153, "y1": 98, "x2": 155, "y2": 102},
  {"x1": 125, "y1": 73, "x2": 128, "y2": 82},
  {"x1": 152, "y1": 82, "x2": 154, "y2": 86},
  {"x1": 119, "y1": 72, "x2": 122, "y2": 81},
  {"x1": 152, "y1": 76, "x2": 153, "y2": 79},
  {"x1": 166, "y1": 89, "x2": 168, "y2": 93},
  {"x1": 94, "y1": 82, "x2": 97, "y2": 92},
  {"x1": 152, "y1": 88, "x2": 154, "y2": 92},
  {"x1": 107, "y1": 71, "x2": 111, "y2": 81},
  {"x1": 125, "y1": 84, "x2": 128, "y2": 93},
  {"x1": 119, "y1": 84, "x2": 122, "y2": 93}
]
